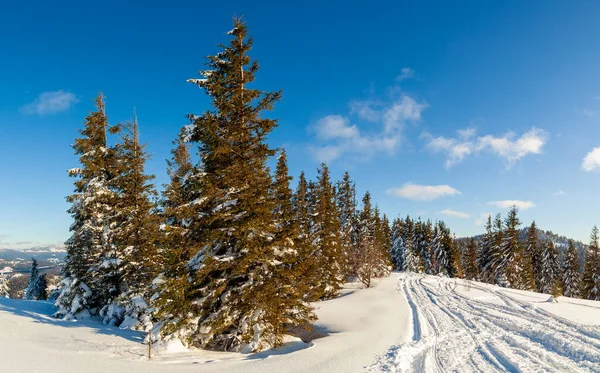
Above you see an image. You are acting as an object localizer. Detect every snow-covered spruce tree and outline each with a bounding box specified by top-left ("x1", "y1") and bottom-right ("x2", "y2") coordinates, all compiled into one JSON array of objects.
[
  {"x1": 0, "y1": 273, "x2": 9, "y2": 298},
  {"x1": 462, "y1": 238, "x2": 478, "y2": 280},
  {"x1": 307, "y1": 164, "x2": 344, "y2": 299},
  {"x1": 356, "y1": 192, "x2": 376, "y2": 287},
  {"x1": 486, "y1": 213, "x2": 508, "y2": 285},
  {"x1": 152, "y1": 126, "x2": 199, "y2": 341},
  {"x1": 430, "y1": 224, "x2": 442, "y2": 274},
  {"x1": 336, "y1": 171, "x2": 357, "y2": 278},
  {"x1": 56, "y1": 94, "x2": 119, "y2": 319},
  {"x1": 563, "y1": 240, "x2": 581, "y2": 298},
  {"x1": 24, "y1": 258, "x2": 40, "y2": 300},
  {"x1": 437, "y1": 223, "x2": 462, "y2": 278},
  {"x1": 381, "y1": 214, "x2": 393, "y2": 266},
  {"x1": 403, "y1": 217, "x2": 424, "y2": 272},
  {"x1": 390, "y1": 217, "x2": 405, "y2": 270},
  {"x1": 268, "y1": 150, "x2": 315, "y2": 329},
  {"x1": 477, "y1": 215, "x2": 494, "y2": 283},
  {"x1": 289, "y1": 171, "x2": 319, "y2": 295},
  {"x1": 525, "y1": 221, "x2": 543, "y2": 292},
  {"x1": 499, "y1": 207, "x2": 534, "y2": 290},
  {"x1": 414, "y1": 219, "x2": 433, "y2": 273},
  {"x1": 33, "y1": 274, "x2": 48, "y2": 300},
  {"x1": 539, "y1": 240, "x2": 560, "y2": 295},
  {"x1": 582, "y1": 226, "x2": 600, "y2": 300},
  {"x1": 156, "y1": 19, "x2": 314, "y2": 352},
  {"x1": 101, "y1": 116, "x2": 161, "y2": 328}
]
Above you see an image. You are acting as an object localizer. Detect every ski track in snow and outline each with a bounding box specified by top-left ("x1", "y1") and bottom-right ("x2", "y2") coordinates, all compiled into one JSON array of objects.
[{"x1": 369, "y1": 274, "x2": 600, "y2": 373}]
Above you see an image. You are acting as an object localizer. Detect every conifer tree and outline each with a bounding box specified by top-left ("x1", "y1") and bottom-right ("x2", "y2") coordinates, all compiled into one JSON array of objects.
[
  {"x1": 414, "y1": 220, "x2": 433, "y2": 273},
  {"x1": 102, "y1": 116, "x2": 161, "y2": 327},
  {"x1": 539, "y1": 240, "x2": 560, "y2": 294},
  {"x1": 582, "y1": 226, "x2": 600, "y2": 300},
  {"x1": 499, "y1": 207, "x2": 532, "y2": 290},
  {"x1": 402, "y1": 217, "x2": 423, "y2": 272},
  {"x1": 152, "y1": 127, "x2": 198, "y2": 339},
  {"x1": 156, "y1": 19, "x2": 314, "y2": 352},
  {"x1": 24, "y1": 258, "x2": 40, "y2": 300},
  {"x1": 0, "y1": 273, "x2": 9, "y2": 298},
  {"x1": 33, "y1": 274, "x2": 48, "y2": 301},
  {"x1": 463, "y1": 238, "x2": 478, "y2": 280},
  {"x1": 477, "y1": 215, "x2": 494, "y2": 283},
  {"x1": 308, "y1": 164, "x2": 344, "y2": 299},
  {"x1": 525, "y1": 221, "x2": 543, "y2": 291},
  {"x1": 563, "y1": 240, "x2": 581, "y2": 298},
  {"x1": 336, "y1": 172, "x2": 357, "y2": 278},
  {"x1": 390, "y1": 218, "x2": 405, "y2": 270},
  {"x1": 56, "y1": 94, "x2": 119, "y2": 319}
]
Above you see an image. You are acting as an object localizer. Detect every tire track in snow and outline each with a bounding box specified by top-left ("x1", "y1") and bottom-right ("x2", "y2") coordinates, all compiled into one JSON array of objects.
[{"x1": 369, "y1": 274, "x2": 600, "y2": 373}]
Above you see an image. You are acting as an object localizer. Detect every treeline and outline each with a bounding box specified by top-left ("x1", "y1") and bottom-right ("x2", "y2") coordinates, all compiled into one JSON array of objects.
[
  {"x1": 389, "y1": 203, "x2": 600, "y2": 302},
  {"x1": 390, "y1": 218, "x2": 463, "y2": 277},
  {"x1": 55, "y1": 19, "x2": 395, "y2": 352}
]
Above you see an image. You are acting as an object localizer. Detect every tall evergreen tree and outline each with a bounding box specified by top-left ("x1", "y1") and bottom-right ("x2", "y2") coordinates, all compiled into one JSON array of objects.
[
  {"x1": 308, "y1": 164, "x2": 344, "y2": 299},
  {"x1": 414, "y1": 219, "x2": 433, "y2": 273},
  {"x1": 336, "y1": 172, "x2": 357, "y2": 278},
  {"x1": 525, "y1": 221, "x2": 543, "y2": 291},
  {"x1": 582, "y1": 226, "x2": 600, "y2": 300},
  {"x1": 102, "y1": 116, "x2": 161, "y2": 327},
  {"x1": 500, "y1": 207, "x2": 533, "y2": 290},
  {"x1": 153, "y1": 127, "x2": 199, "y2": 340},
  {"x1": 477, "y1": 215, "x2": 494, "y2": 283},
  {"x1": 56, "y1": 94, "x2": 119, "y2": 319},
  {"x1": 390, "y1": 218, "x2": 405, "y2": 270},
  {"x1": 563, "y1": 240, "x2": 581, "y2": 298},
  {"x1": 156, "y1": 19, "x2": 313, "y2": 352},
  {"x1": 402, "y1": 217, "x2": 423, "y2": 272},
  {"x1": 0, "y1": 273, "x2": 9, "y2": 298},
  {"x1": 539, "y1": 240, "x2": 560, "y2": 295},
  {"x1": 24, "y1": 258, "x2": 40, "y2": 300},
  {"x1": 463, "y1": 238, "x2": 478, "y2": 280}
]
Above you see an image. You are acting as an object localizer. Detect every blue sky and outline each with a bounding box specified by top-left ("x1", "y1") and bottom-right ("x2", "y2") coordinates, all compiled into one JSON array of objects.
[{"x1": 1, "y1": 0, "x2": 599, "y2": 248}]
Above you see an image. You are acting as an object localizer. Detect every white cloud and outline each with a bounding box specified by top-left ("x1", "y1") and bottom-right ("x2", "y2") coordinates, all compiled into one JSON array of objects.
[
  {"x1": 474, "y1": 213, "x2": 493, "y2": 226},
  {"x1": 396, "y1": 67, "x2": 415, "y2": 81},
  {"x1": 311, "y1": 93, "x2": 427, "y2": 162},
  {"x1": 387, "y1": 183, "x2": 461, "y2": 201},
  {"x1": 313, "y1": 115, "x2": 359, "y2": 140},
  {"x1": 582, "y1": 109, "x2": 597, "y2": 117},
  {"x1": 20, "y1": 90, "x2": 79, "y2": 115},
  {"x1": 582, "y1": 147, "x2": 600, "y2": 172},
  {"x1": 439, "y1": 209, "x2": 470, "y2": 219},
  {"x1": 423, "y1": 127, "x2": 548, "y2": 168},
  {"x1": 488, "y1": 200, "x2": 535, "y2": 210}
]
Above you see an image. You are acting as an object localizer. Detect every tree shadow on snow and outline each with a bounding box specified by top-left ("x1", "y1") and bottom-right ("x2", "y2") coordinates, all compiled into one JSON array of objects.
[{"x1": 0, "y1": 298, "x2": 143, "y2": 343}]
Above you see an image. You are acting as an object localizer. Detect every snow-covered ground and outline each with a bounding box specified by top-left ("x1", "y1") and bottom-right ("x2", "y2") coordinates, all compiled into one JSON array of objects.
[
  {"x1": 1, "y1": 273, "x2": 600, "y2": 372},
  {"x1": 370, "y1": 274, "x2": 600, "y2": 373}
]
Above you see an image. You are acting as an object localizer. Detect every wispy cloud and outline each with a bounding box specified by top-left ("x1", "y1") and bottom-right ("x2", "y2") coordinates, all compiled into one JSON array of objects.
[
  {"x1": 583, "y1": 147, "x2": 600, "y2": 172},
  {"x1": 422, "y1": 127, "x2": 548, "y2": 168},
  {"x1": 387, "y1": 183, "x2": 461, "y2": 201},
  {"x1": 396, "y1": 67, "x2": 415, "y2": 81},
  {"x1": 310, "y1": 92, "x2": 427, "y2": 162},
  {"x1": 20, "y1": 90, "x2": 78, "y2": 115},
  {"x1": 488, "y1": 200, "x2": 535, "y2": 210},
  {"x1": 438, "y1": 209, "x2": 470, "y2": 219},
  {"x1": 554, "y1": 189, "x2": 567, "y2": 196}
]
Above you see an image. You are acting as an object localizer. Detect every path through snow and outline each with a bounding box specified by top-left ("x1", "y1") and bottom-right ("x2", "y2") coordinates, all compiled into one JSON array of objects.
[{"x1": 369, "y1": 273, "x2": 600, "y2": 373}]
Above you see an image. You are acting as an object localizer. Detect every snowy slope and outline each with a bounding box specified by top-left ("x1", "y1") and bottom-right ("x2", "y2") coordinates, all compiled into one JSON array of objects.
[
  {"x1": 370, "y1": 274, "x2": 600, "y2": 372},
  {"x1": 2, "y1": 273, "x2": 600, "y2": 372},
  {"x1": 0, "y1": 275, "x2": 410, "y2": 373}
]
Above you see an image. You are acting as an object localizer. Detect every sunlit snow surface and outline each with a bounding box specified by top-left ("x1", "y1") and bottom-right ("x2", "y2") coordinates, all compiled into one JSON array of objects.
[{"x1": 2, "y1": 273, "x2": 600, "y2": 372}]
